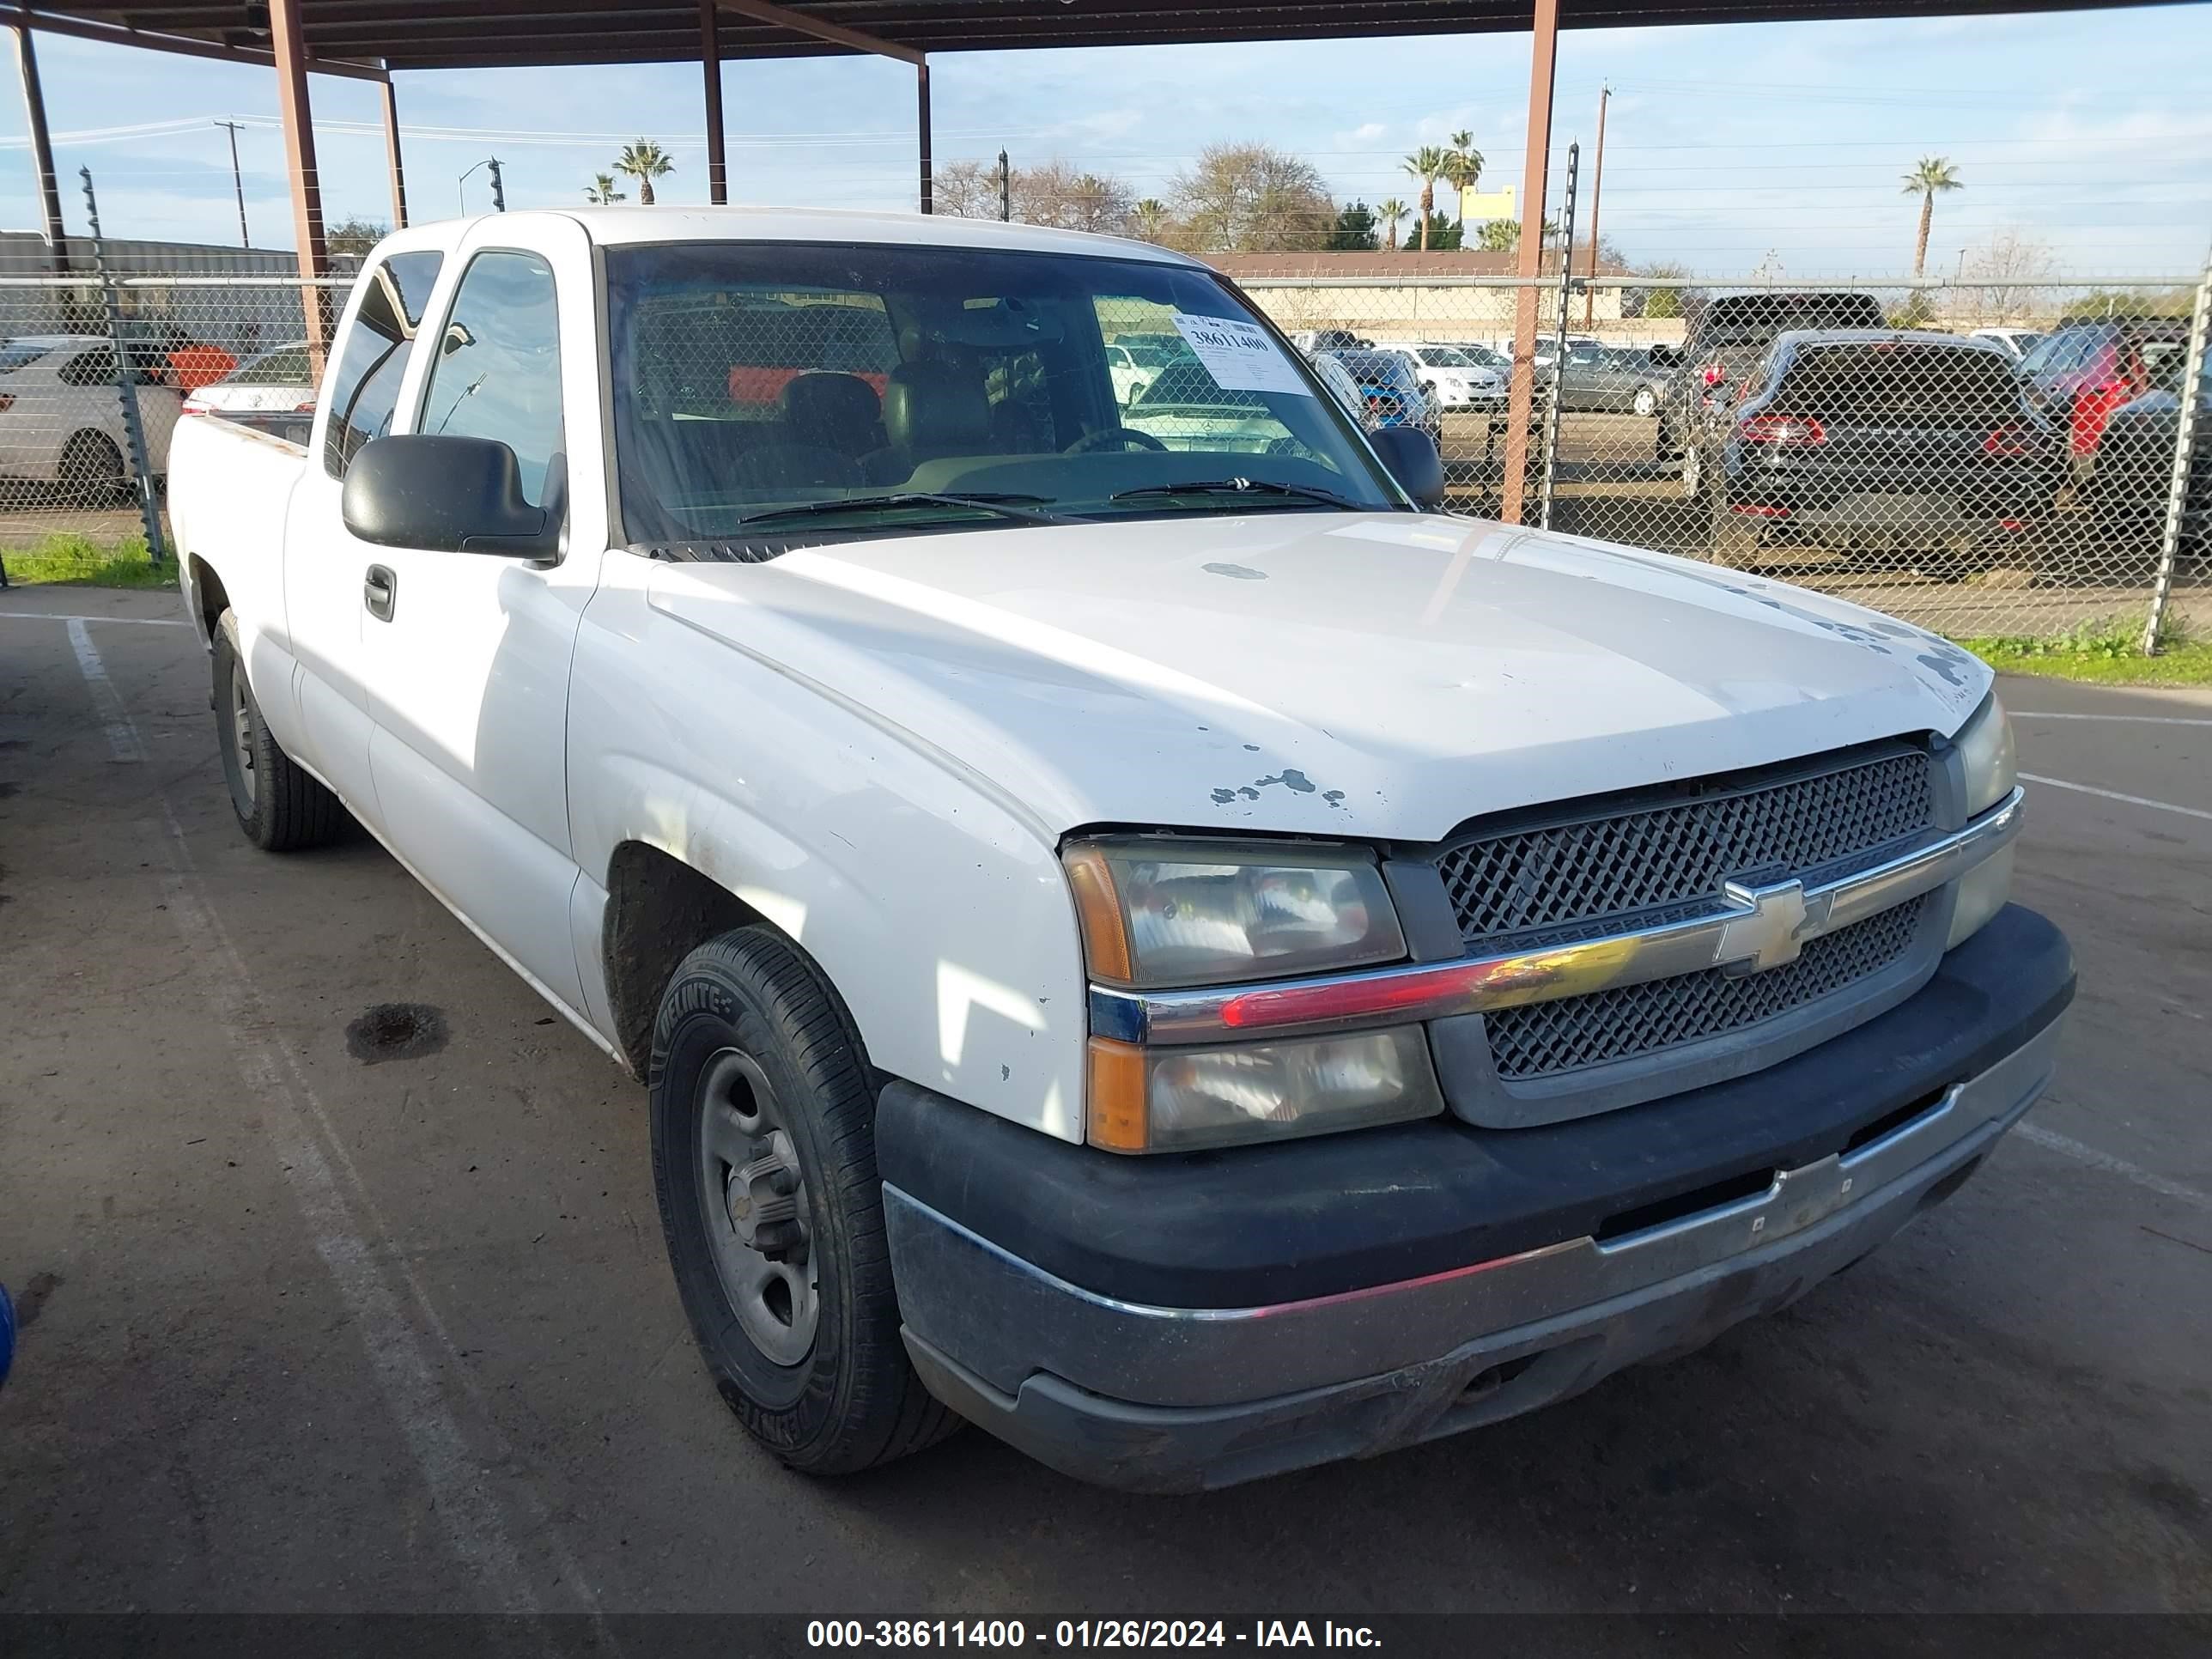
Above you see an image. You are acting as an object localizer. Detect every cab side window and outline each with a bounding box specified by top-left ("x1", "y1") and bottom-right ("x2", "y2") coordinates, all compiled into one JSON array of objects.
[
  {"x1": 323, "y1": 249, "x2": 445, "y2": 477},
  {"x1": 417, "y1": 251, "x2": 565, "y2": 507}
]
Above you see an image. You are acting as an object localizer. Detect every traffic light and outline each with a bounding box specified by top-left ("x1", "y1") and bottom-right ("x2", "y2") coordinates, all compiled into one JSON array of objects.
[{"x1": 489, "y1": 158, "x2": 506, "y2": 212}]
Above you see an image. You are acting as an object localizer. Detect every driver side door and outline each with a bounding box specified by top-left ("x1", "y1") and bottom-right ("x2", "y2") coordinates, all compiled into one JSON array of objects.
[{"x1": 354, "y1": 217, "x2": 607, "y2": 1014}]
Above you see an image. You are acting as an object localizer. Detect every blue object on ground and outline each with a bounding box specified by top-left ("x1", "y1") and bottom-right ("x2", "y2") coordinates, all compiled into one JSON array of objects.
[{"x1": 0, "y1": 1282, "x2": 15, "y2": 1388}]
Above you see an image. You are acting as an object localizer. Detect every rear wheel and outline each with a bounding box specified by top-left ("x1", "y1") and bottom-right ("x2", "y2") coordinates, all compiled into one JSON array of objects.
[
  {"x1": 1632, "y1": 386, "x2": 1658, "y2": 419},
  {"x1": 58, "y1": 430, "x2": 125, "y2": 505},
  {"x1": 212, "y1": 611, "x2": 346, "y2": 851},
  {"x1": 649, "y1": 927, "x2": 961, "y2": 1475}
]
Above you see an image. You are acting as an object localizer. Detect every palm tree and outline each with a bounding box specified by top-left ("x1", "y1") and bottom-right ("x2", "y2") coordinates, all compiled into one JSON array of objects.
[
  {"x1": 1443, "y1": 130, "x2": 1484, "y2": 225},
  {"x1": 1131, "y1": 198, "x2": 1170, "y2": 242},
  {"x1": 1901, "y1": 155, "x2": 1962, "y2": 277},
  {"x1": 614, "y1": 140, "x2": 675, "y2": 206},
  {"x1": 1402, "y1": 146, "x2": 1448, "y2": 252},
  {"x1": 583, "y1": 173, "x2": 626, "y2": 205},
  {"x1": 1376, "y1": 197, "x2": 1408, "y2": 252}
]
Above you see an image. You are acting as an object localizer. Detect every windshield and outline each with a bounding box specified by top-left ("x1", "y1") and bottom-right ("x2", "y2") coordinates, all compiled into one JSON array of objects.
[
  {"x1": 1418, "y1": 346, "x2": 1473, "y2": 368},
  {"x1": 606, "y1": 242, "x2": 1400, "y2": 542}
]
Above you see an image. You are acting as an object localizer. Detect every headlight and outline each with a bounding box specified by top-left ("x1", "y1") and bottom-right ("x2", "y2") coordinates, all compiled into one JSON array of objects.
[
  {"x1": 1948, "y1": 694, "x2": 2018, "y2": 948},
  {"x1": 1062, "y1": 839, "x2": 1406, "y2": 990},
  {"x1": 1087, "y1": 1028, "x2": 1445, "y2": 1153},
  {"x1": 1066, "y1": 838, "x2": 1437, "y2": 1152},
  {"x1": 1954, "y1": 691, "x2": 2017, "y2": 817}
]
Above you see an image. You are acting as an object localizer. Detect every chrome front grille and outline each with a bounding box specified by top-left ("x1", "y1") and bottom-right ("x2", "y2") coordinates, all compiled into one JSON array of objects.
[
  {"x1": 1433, "y1": 744, "x2": 1942, "y2": 1093},
  {"x1": 1436, "y1": 748, "x2": 1936, "y2": 946},
  {"x1": 1483, "y1": 896, "x2": 1929, "y2": 1079}
]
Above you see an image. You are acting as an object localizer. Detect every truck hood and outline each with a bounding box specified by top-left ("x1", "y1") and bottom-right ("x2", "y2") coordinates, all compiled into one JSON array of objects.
[{"x1": 647, "y1": 512, "x2": 1990, "y2": 843}]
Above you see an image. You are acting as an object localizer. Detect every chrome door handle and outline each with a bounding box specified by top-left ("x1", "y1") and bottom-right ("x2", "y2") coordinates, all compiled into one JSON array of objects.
[{"x1": 363, "y1": 564, "x2": 397, "y2": 622}]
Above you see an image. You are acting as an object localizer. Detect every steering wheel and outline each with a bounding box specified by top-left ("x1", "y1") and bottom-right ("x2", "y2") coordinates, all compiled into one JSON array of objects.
[{"x1": 1064, "y1": 426, "x2": 1168, "y2": 455}]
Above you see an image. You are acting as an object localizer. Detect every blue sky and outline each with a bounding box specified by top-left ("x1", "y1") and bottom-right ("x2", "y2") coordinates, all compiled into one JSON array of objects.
[{"x1": 3, "y1": 3, "x2": 2208, "y2": 280}]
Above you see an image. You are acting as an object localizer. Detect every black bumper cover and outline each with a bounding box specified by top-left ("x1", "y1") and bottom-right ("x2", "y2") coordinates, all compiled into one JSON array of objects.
[{"x1": 876, "y1": 903, "x2": 2074, "y2": 1312}]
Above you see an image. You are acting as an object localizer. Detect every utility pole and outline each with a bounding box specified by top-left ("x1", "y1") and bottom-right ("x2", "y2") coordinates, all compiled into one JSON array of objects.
[
  {"x1": 488, "y1": 156, "x2": 505, "y2": 211},
  {"x1": 997, "y1": 149, "x2": 1011, "y2": 222},
  {"x1": 213, "y1": 119, "x2": 251, "y2": 247},
  {"x1": 1582, "y1": 85, "x2": 1607, "y2": 330}
]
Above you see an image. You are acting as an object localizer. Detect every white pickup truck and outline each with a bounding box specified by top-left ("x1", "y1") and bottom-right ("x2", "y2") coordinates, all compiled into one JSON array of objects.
[{"x1": 170, "y1": 209, "x2": 2071, "y2": 1493}]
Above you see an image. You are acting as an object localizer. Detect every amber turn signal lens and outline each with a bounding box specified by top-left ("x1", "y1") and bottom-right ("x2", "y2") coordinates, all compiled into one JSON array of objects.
[
  {"x1": 1061, "y1": 843, "x2": 1133, "y2": 985},
  {"x1": 1085, "y1": 1036, "x2": 1148, "y2": 1152}
]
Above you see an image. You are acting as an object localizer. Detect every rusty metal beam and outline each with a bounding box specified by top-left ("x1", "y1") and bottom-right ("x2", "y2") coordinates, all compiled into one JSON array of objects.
[
  {"x1": 13, "y1": 6, "x2": 387, "y2": 79},
  {"x1": 269, "y1": 0, "x2": 332, "y2": 361},
  {"x1": 714, "y1": 0, "x2": 923, "y2": 65},
  {"x1": 1498, "y1": 0, "x2": 1559, "y2": 527},
  {"x1": 701, "y1": 0, "x2": 726, "y2": 204},
  {"x1": 9, "y1": 22, "x2": 67, "y2": 270},
  {"x1": 916, "y1": 58, "x2": 932, "y2": 215},
  {"x1": 380, "y1": 71, "x2": 409, "y2": 228}
]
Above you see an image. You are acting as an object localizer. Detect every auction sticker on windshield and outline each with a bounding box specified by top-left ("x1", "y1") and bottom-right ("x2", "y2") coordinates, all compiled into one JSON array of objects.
[{"x1": 1169, "y1": 313, "x2": 1312, "y2": 396}]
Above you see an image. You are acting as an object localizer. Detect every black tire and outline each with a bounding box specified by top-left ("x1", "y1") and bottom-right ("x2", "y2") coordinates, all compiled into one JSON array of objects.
[
  {"x1": 649, "y1": 927, "x2": 960, "y2": 1475},
  {"x1": 212, "y1": 611, "x2": 346, "y2": 851},
  {"x1": 58, "y1": 430, "x2": 125, "y2": 505}
]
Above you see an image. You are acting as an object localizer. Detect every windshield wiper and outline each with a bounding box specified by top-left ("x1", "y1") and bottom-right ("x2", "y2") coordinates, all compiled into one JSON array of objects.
[
  {"x1": 734, "y1": 491, "x2": 1069, "y2": 528},
  {"x1": 1107, "y1": 477, "x2": 1367, "y2": 512}
]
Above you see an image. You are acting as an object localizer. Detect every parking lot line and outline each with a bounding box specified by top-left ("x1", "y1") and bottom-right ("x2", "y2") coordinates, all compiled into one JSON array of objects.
[
  {"x1": 2016, "y1": 1123, "x2": 2212, "y2": 1215},
  {"x1": 2021, "y1": 773, "x2": 2212, "y2": 825},
  {"x1": 65, "y1": 618, "x2": 145, "y2": 763},
  {"x1": 0, "y1": 611, "x2": 191, "y2": 627},
  {"x1": 2013, "y1": 712, "x2": 2212, "y2": 727}
]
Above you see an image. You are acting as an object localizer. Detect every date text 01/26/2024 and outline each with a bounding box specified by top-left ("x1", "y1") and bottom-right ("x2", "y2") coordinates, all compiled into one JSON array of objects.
[{"x1": 806, "y1": 1622, "x2": 1383, "y2": 1650}]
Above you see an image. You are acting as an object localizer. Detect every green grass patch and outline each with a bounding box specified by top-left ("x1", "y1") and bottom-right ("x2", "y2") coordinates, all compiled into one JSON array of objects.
[
  {"x1": 1960, "y1": 614, "x2": 2212, "y2": 687},
  {"x1": 1, "y1": 532, "x2": 173, "y2": 591}
]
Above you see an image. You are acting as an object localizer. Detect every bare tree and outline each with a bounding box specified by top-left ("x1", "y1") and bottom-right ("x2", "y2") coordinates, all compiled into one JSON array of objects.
[
  {"x1": 1960, "y1": 228, "x2": 2058, "y2": 325},
  {"x1": 1012, "y1": 160, "x2": 1134, "y2": 235},
  {"x1": 933, "y1": 157, "x2": 1133, "y2": 234},
  {"x1": 1168, "y1": 142, "x2": 1336, "y2": 252},
  {"x1": 933, "y1": 160, "x2": 1000, "y2": 218}
]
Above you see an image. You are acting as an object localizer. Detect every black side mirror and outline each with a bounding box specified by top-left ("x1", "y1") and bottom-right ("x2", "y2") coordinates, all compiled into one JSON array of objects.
[
  {"x1": 1369, "y1": 425, "x2": 1446, "y2": 510},
  {"x1": 342, "y1": 434, "x2": 562, "y2": 558},
  {"x1": 1646, "y1": 342, "x2": 1681, "y2": 369}
]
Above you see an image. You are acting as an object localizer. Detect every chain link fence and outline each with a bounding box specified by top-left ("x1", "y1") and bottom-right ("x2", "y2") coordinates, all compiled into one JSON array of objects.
[
  {"x1": 1243, "y1": 267, "x2": 2211, "y2": 646},
  {"x1": 0, "y1": 273, "x2": 343, "y2": 574},
  {"x1": 2, "y1": 259, "x2": 2204, "y2": 654}
]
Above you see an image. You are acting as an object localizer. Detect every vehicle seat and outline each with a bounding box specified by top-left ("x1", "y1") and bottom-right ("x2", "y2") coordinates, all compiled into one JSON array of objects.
[
  {"x1": 779, "y1": 371, "x2": 884, "y2": 459},
  {"x1": 873, "y1": 361, "x2": 992, "y2": 477}
]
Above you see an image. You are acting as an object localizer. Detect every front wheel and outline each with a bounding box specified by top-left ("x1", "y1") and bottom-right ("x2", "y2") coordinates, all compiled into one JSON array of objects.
[
  {"x1": 1632, "y1": 386, "x2": 1658, "y2": 419},
  {"x1": 649, "y1": 927, "x2": 960, "y2": 1475}
]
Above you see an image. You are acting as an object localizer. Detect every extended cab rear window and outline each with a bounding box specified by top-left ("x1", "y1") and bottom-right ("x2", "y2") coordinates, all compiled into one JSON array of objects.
[
  {"x1": 323, "y1": 250, "x2": 445, "y2": 477},
  {"x1": 1774, "y1": 343, "x2": 2024, "y2": 423}
]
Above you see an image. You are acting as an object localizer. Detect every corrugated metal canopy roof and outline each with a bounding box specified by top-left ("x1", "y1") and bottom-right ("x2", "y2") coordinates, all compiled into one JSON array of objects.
[{"x1": 17, "y1": 0, "x2": 2193, "y2": 74}]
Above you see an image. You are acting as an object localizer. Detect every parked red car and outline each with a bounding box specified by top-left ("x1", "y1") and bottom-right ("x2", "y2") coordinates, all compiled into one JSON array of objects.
[{"x1": 2014, "y1": 317, "x2": 2191, "y2": 461}]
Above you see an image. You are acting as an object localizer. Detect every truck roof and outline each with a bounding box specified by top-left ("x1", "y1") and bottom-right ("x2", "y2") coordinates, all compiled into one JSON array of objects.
[{"x1": 403, "y1": 204, "x2": 1204, "y2": 266}]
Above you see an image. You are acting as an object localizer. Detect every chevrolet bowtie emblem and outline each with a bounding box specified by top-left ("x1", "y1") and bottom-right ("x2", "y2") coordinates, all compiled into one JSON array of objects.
[{"x1": 1716, "y1": 878, "x2": 1812, "y2": 975}]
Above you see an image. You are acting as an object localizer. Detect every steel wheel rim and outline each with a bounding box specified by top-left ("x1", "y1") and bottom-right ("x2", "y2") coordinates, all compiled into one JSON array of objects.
[
  {"x1": 696, "y1": 1048, "x2": 818, "y2": 1366},
  {"x1": 1635, "y1": 386, "x2": 1656, "y2": 417},
  {"x1": 228, "y1": 672, "x2": 257, "y2": 806}
]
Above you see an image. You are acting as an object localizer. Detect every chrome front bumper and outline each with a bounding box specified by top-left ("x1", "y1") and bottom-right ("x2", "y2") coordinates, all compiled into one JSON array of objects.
[{"x1": 889, "y1": 1016, "x2": 2061, "y2": 1492}]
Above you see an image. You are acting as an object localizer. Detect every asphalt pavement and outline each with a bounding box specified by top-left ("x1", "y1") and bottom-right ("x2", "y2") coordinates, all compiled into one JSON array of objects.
[{"x1": 1, "y1": 585, "x2": 2207, "y2": 1625}]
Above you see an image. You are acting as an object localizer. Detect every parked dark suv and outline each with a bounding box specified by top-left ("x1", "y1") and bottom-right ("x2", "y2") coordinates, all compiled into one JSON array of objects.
[
  {"x1": 1682, "y1": 330, "x2": 2064, "y2": 570},
  {"x1": 1653, "y1": 289, "x2": 1888, "y2": 463}
]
